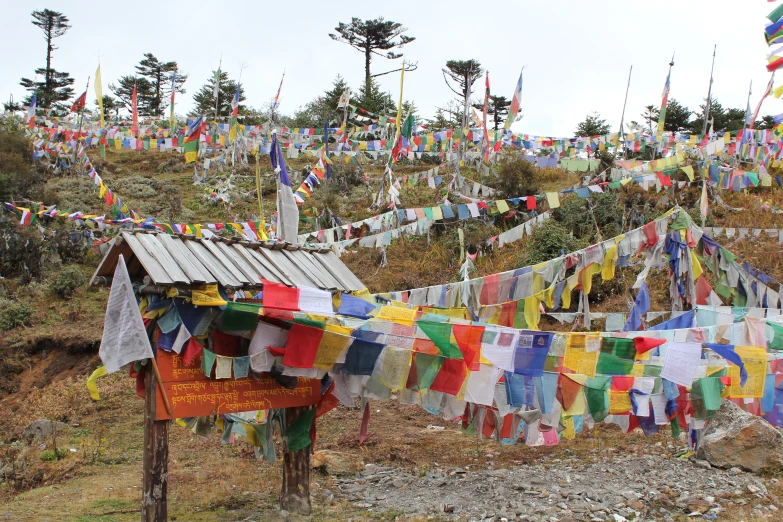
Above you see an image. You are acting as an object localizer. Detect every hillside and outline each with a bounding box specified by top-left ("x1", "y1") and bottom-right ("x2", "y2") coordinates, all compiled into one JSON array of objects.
[{"x1": 2, "y1": 131, "x2": 783, "y2": 520}]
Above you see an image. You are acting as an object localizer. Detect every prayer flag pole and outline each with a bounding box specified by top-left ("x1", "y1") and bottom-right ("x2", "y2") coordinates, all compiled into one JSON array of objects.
[
  {"x1": 618, "y1": 65, "x2": 633, "y2": 160},
  {"x1": 701, "y1": 45, "x2": 717, "y2": 137},
  {"x1": 73, "y1": 76, "x2": 90, "y2": 170}
]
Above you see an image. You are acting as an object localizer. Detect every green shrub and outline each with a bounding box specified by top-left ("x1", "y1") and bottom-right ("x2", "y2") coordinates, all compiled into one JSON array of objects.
[
  {"x1": 40, "y1": 448, "x2": 67, "y2": 462},
  {"x1": 50, "y1": 266, "x2": 86, "y2": 299},
  {"x1": 0, "y1": 301, "x2": 34, "y2": 331},
  {"x1": 494, "y1": 153, "x2": 541, "y2": 198},
  {"x1": 0, "y1": 129, "x2": 40, "y2": 202},
  {"x1": 523, "y1": 219, "x2": 587, "y2": 266}
]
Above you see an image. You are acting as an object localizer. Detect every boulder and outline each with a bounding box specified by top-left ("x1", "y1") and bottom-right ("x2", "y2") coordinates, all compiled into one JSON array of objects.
[
  {"x1": 22, "y1": 419, "x2": 69, "y2": 444},
  {"x1": 311, "y1": 450, "x2": 363, "y2": 476},
  {"x1": 695, "y1": 400, "x2": 783, "y2": 473}
]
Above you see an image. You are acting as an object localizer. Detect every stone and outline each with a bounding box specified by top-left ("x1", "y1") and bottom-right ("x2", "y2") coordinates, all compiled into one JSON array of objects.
[
  {"x1": 22, "y1": 419, "x2": 69, "y2": 444},
  {"x1": 311, "y1": 451, "x2": 363, "y2": 476},
  {"x1": 695, "y1": 400, "x2": 783, "y2": 473}
]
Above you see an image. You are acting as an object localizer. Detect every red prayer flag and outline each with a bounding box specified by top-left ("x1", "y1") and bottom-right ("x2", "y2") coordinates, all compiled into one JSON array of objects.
[
  {"x1": 282, "y1": 324, "x2": 324, "y2": 368},
  {"x1": 633, "y1": 337, "x2": 666, "y2": 354},
  {"x1": 70, "y1": 91, "x2": 86, "y2": 112},
  {"x1": 430, "y1": 357, "x2": 467, "y2": 396},
  {"x1": 452, "y1": 324, "x2": 484, "y2": 371},
  {"x1": 263, "y1": 281, "x2": 300, "y2": 311}
]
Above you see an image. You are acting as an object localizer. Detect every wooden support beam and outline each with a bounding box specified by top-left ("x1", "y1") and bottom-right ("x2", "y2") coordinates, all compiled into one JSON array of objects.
[
  {"x1": 280, "y1": 406, "x2": 312, "y2": 515},
  {"x1": 142, "y1": 362, "x2": 169, "y2": 521}
]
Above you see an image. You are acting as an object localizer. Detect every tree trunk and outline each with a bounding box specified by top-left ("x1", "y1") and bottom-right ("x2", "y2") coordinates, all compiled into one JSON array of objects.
[
  {"x1": 364, "y1": 47, "x2": 372, "y2": 98},
  {"x1": 142, "y1": 363, "x2": 168, "y2": 521},
  {"x1": 280, "y1": 406, "x2": 311, "y2": 515}
]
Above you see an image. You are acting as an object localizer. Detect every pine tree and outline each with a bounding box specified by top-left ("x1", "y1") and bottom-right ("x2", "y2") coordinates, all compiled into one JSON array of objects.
[
  {"x1": 19, "y1": 9, "x2": 74, "y2": 110},
  {"x1": 443, "y1": 60, "x2": 482, "y2": 102},
  {"x1": 575, "y1": 112, "x2": 611, "y2": 137},
  {"x1": 329, "y1": 17, "x2": 415, "y2": 96},
  {"x1": 473, "y1": 95, "x2": 510, "y2": 130},
  {"x1": 190, "y1": 70, "x2": 246, "y2": 118},
  {"x1": 109, "y1": 77, "x2": 155, "y2": 116}
]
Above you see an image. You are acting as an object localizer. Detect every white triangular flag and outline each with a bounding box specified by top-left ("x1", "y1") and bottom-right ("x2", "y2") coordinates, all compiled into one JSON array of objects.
[{"x1": 98, "y1": 255, "x2": 154, "y2": 373}]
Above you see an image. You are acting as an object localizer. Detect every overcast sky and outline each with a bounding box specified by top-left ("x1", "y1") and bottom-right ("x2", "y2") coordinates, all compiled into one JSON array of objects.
[{"x1": 2, "y1": 1, "x2": 781, "y2": 137}]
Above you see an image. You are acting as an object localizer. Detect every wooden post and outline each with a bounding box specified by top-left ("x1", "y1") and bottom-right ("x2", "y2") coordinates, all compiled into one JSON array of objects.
[
  {"x1": 142, "y1": 362, "x2": 169, "y2": 521},
  {"x1": 280, "y1": 406, "x2": 311, "y2": 515}
]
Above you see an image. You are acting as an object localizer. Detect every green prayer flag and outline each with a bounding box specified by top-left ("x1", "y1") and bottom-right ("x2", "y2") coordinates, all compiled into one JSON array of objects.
[
  {"x1": 413, "y1": 352, "x2": 443, "y2": 389},
  {"x1": 768, "y1": 322, "x2": 783, "y2": 350},
  {"x1": 201, "y1": 348, "x2": 216, "y2": 378},
  {"x1": 585, "y1": 376, "x2": 610, "y2": 422},
  {"x1": 600, "y1": 337, "x2": 636, "y2": 360},
  {"x1": 222, "y1": 302, "x2": 261, "y2": 330},
  {"x1": 287, "y1": 407, "x2": 316, "y2": 452},
  {"x1": 700, "y1": 377, "x2": 723, "y2": 411},
  {"x1": 417, "y1": 321, "x2": 463, "y2": 359},
  {"x1": 401, "y1": 113, "x2": 415, "y2": 139},
  {"x1": 596, "y1": 352, "x2": 634, "y2": 375}
]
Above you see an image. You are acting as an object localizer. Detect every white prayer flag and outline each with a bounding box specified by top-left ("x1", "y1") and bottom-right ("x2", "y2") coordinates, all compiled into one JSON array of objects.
[{"x1": 98, "y1": 255, "x2": 154, "y2": 373}]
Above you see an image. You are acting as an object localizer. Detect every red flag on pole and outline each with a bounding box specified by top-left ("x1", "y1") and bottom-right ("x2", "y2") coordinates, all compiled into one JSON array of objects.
[
  {"x1": 70, "y1": 91, "x2": 86, "y2": 113},
  {"x1": 131, "y1": 83, "x2": 139, "y2": 137}
]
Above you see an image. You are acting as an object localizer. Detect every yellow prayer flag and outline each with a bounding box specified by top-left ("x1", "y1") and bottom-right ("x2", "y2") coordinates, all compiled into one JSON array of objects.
[
  {"x1": 728, "y1": 346, "x2": 767, "y2": 398},
  {"x1": 95, "y1": 64, "x2": 104, "y2": 128},
  {"x1": 523, "y1": 295, "x2": 541, "y2": 330},
  {"x1": 377, "y1": 305, "x2": 417, "y2": 326},
  {"x1": 86, "y1": 365, "x2": 107, "y2": 401},
  {"x1": 681, "y1": 165, "x2": 694, "y2": 182},
  {"x1": 546, "y1": 192, "x2": 560, "y2": 209}
]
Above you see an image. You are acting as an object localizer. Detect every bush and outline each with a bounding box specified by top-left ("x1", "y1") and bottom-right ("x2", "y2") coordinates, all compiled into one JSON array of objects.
[
  {"x1": 553, "y1": 192, "x2": 624, "y2": 242},
  {"x1": 494, "y1": 153, "x2": 541, "y2": 198},
  {"x1": 0, "y1": 129, "x2": 40, "y2": 202},
  {"x1": 0, "y1": 301, "x2": 34, "y2": 331},
  {"x1": 40, "y1": 448, "x2": 67, "y2": 462},
  {"x1": 50, "y1": 266, "x2": 86, "y2": 299},
  {"x1": 523, "y1": 219, "x2": 587, "y2": 266}
]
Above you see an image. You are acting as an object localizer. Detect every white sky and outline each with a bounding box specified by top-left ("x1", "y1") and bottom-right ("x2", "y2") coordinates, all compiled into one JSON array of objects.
[{"x1": 2, "y1": 1, "x2": 781, "y2": 137}]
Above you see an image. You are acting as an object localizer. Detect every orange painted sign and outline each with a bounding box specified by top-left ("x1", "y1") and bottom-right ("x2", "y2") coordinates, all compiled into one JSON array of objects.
[{"x1": 154, "y1": 349, "x2": 321, "y2": 420}]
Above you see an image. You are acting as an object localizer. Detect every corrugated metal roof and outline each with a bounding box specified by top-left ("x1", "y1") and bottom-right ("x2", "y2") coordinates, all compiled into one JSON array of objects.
[{"x1": 91, "y1": 230, "x2": 366, "y2": 292}]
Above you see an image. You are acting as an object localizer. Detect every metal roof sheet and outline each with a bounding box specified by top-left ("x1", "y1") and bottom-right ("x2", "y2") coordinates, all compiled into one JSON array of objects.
[{"x1": 91, "y1": 230, "x2": 365, "y2": 293}]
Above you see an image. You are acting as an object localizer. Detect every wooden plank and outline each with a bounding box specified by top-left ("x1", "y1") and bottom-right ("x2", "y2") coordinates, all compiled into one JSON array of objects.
[
  {"x1": 280, "y1": 406, "x2": 312, "y2": 515},
  {"x1": 309, "y1": 252, "x2": 354, "y2": 292},
  {"x1": 232, "y1": 244, "x2": 275, "y2": 282},
  {"x1": 214, "y1": 241, "x2": 262, "y2": 284},
  {"x1": 142, "y1": 359, "x2": 169, "y2": 521},
  {"x1": 122, "y1": 233, "x2": 175, "y2": 285},
  {"x1": 90, "y1": 240, "x2": 131, "y2": 285},
  {"x1": 244, "y1": 247, "x2": 289, "y2": 285},
  {"x1": 157, "y1": 233, "x2": 214, "y2": 284},
  {"x1": 255, "y1": 248, "x2": 298, "y2": 286},
  {"x1": 184, "y1": 241, "x2": 242, "y2": 288},
  {"x1": 201, "y1": 239, "x2": 251, "y2": 285},
  {"x1": 296, "y1": 250, "x2": 343, "y2": 290},
  {"x1": 280, "y1": 250, "x2": 325, "y2": 288},
  {"x1": 135, "y1": 233, "x2": 190, "y2": 284},
  {"x1": 272, "y1": 250, "x2": 319, "y2": 287},
  {"x1": 320, "y1": 251, "x2": 366, "y2": 291}
]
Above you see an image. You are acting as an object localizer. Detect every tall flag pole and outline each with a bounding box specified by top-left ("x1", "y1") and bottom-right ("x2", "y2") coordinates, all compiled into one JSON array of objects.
[
  {"x1": 701, "y1": 45, "x2": 717, "y2": 137},
  {"x1": 504, "y1": 68, "x2": 524, "y2": 131},
  {"x1": 169, "y1": 75, "x2": 176, "y2": 131},
  {"x1": 71, "y1": 76, "x2": 90, "y2": 169},
  {"x1": 228, "y1": 85, "x2": 240, "y2": 143},
  {"x1": 273, "y1": 69, "x2": 285, "y2": 111},
  {"x1": 214, "y1": 57, "x2": 222, "y2": 123},
  {"x1": 183, "y1": 114, "x2": 204, "y2": 164},
  {"x1": 656, "y1": 53, "x2": 675, "y2": 149},
  {"x1": 618, "y1": 65, "x2": 633, "y2": 160},
  {"x1": 482, "y1": 71, "x2": 490, "y2": 162},
  {"x1": 95, "y1": 64, "x2": 106, "y2": 159},
  {"x1": 131, "y1": 82, "x2": 139, "y2": 138}
]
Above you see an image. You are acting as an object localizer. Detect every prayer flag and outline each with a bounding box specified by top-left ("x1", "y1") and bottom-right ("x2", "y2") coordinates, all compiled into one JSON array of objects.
[
  {"x1": 26, "y1": 92, "x2": 37, "y2": 129},
  {"x1": 183, "y1": 114, "x2": 203, "y2": 164},
  {"x1": 505, "y1": 68, "x2": 524, "y2": 131},
  {"x1": 657, "y1": 67, "x2": 671, "y2": 143},
  {"x1": 130, "y1": 83, "x2": 139, "y2": 136},
  {"x1": 95, "y1": 66, "x2": 104, "y2": 128},
  {"x1": 98, "y1": 255, "x2": 154, "y2": 373},
  {"x1": 70, "y1": 90, "x2": 86, "y2": 113}
]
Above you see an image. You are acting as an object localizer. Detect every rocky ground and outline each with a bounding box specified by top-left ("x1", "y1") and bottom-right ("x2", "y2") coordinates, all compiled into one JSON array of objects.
[{"x1": 326, "y1": 455, "x2": 779, "y2": 522}]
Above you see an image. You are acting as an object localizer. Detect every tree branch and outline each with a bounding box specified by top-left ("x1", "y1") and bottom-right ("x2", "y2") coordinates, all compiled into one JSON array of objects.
[
  {"x1": 371, "y1": 62, "x2": 418, "y2": 78},
  {"x1": 442, "y1": 71, "x2": 464, "y2": 97}
]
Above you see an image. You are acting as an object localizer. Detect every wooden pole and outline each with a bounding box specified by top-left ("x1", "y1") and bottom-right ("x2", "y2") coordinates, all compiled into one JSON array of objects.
[
  {"x1": 701, "y1": 45, "x2": 717, "y2": 137},
  {"x1": 618, "y1": 65, "x2": 633, "y2": 161},
  {"x1": 142, "y1": 362, "x2": 168, "y2": 521},
  {"x1": 280, "y1": 406, "x2": 312, "y2": 515}
]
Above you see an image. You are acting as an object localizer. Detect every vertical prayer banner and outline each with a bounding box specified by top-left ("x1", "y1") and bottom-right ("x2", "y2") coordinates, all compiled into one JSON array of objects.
[
  {"x1": 154, "y1": 349, "x2": 321, "y2": 420},
  {"x1": 728, "y1": 346, "x2": 767, "y2": 399}
]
